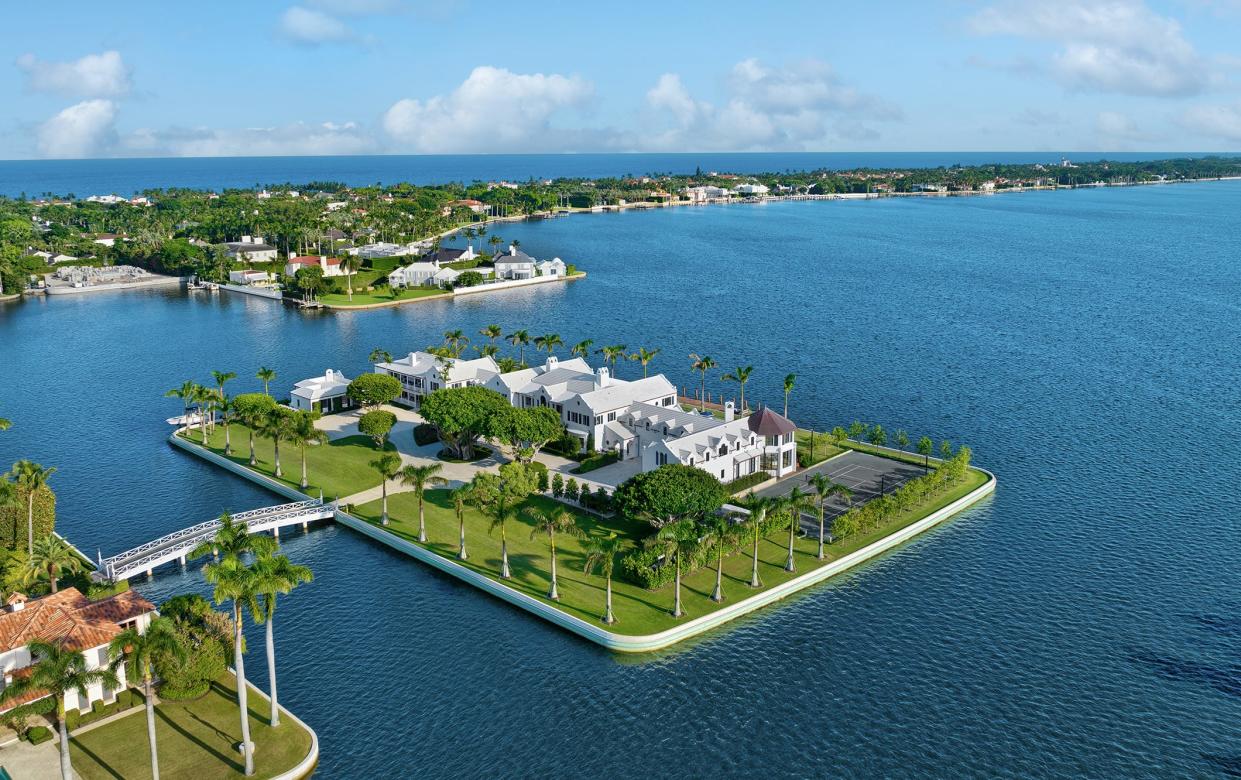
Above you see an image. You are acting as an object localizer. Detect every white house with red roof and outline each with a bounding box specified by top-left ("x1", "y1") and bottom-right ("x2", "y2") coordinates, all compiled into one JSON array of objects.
[
  {"x1": 284, "y1": 255, "x2": 351, "y2": 278},
  {"x1": 0, "y1": 588, "x2": 156, "y2": 715}
]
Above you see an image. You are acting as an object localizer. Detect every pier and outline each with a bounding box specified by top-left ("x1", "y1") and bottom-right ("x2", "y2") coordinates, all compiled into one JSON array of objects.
[{"x1": 98, "y1": 499, "x2": 336, "y2": 581}]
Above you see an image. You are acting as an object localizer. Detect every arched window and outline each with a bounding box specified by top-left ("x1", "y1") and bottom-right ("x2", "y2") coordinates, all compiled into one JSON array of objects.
[{"x1": 719, "y1": 444, "x2": 728, "y2": 456}]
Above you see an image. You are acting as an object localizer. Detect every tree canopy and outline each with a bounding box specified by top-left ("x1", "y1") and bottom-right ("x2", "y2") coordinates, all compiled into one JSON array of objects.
[
  {"x1": 358, "y1": 409, "x2": 397, "y2": 447},
  {"x1": 346, "y1": 373, "x2": 401, "y2": 409},
  {"x1": 492, "y1": 406, "x2": 564, "y2": 461},
  {"x1": 418, "y1": 385, "x2": 510, "y2": 459},
  {"x1": 612, "y1": 464, "x2": 728, "y2": 527}
]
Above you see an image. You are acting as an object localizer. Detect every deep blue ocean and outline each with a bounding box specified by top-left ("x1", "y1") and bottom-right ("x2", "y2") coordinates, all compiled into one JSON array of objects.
[
  {"x1": 0, "y1": 151, "x2": 1222, "y2": 197},
  {"x1": 3, "y1": 178, "x2": 1241, "y2": 777}
]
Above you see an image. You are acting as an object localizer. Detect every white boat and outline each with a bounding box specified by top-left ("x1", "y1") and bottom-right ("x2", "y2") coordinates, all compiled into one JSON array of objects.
[{"x1": 166, "y1": 412, "x2": 213, "y2": 426}]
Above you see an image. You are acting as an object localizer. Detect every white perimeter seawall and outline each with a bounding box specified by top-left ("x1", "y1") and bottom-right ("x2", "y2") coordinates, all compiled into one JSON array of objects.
[{"x1": 170, "y1": 433, "x2": 995, "y2": 652}]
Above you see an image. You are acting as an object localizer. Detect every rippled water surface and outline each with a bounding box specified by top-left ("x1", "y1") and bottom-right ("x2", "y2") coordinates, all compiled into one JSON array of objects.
[{"x1": 3, "y1": 183, "x2": 1241, "y2": 778}]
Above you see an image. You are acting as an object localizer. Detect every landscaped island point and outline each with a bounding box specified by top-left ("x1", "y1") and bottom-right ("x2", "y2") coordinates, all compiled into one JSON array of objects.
[
  {"x1": 1, "y1": 155, "x2": 1237, "y2": 309},
  {"x1": 156, "y1": 332, "x2": 994, "y2": 652}
]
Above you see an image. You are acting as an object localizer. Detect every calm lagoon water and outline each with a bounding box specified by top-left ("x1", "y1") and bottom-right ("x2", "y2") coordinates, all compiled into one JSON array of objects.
[{"x1": 3, "y1": 182, "x2": 1241, "y2": 777}]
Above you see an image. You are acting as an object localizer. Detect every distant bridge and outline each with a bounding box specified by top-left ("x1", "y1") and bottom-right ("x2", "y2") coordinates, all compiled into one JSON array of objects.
[{"x1": 99, "y1": 499, "x2": 336, "y2": 581}]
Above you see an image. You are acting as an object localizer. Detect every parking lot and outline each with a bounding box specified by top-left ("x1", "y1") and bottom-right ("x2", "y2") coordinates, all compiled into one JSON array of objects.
[{"x1": 752, "y1": 450, "x2": 928, "y2": 534}]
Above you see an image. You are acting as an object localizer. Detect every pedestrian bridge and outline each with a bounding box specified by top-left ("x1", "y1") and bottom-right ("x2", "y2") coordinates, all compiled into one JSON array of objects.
[{"x1": 99, "y1": 499, "x2": 337, "y2": 582}]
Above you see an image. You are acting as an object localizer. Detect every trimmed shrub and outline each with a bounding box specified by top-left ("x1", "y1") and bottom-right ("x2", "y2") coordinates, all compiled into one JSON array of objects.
[
  {"x1": 531, "y1": 461, "x2": 550, "y2": 493},
  {"x1": 551, "y1": 473, "x2": 564, "y2": 498},
  {"x1": 26, "y1": 726, "x2": 52, "y2": 745},
  {"x1": 0, "y1": 484, "x2": 55, "y2": 551},
  {"x1": 413, "y1": 423, "x2": 439, "y2": 446},
  {"x1": 574, "y1": 451, "x2": 620, "y2": 474},
  {"x1": 724, "y1": 471, "x2": 771, "y2": 493},
  {"x1": 564, "y1": 478, "x2": 580, "y2": 502},
  {"x1": 580, "y1": 485, "x2": 614, "y2": 514},
  {"x1": 65, "y1": 709, "x2": 80, "y2": 730}
]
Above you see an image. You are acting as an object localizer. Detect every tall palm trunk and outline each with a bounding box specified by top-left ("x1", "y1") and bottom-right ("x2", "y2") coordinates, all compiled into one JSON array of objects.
[
  {"x1": 457, "y1": 514, "x2": 467, "y2": 560},
  {"x1": 750, "y1": 526, "x2": 761, "y2": 588},
  {"x1": 272, "y1": 437, "x2": 282, "y2": 478},
  {"x1": 224, "y1": 416, "x2": 232, "y2": 455},
  {"x1": 143, "y1": 671, "x2": 160, "y2": 780},
  {"x1": 712, "y1": 548, "x2": 724, "y2": 602},
  {"x1": 548, "y1": 533, "x2": 559, "y2": 600},
  {"x1": 265, "y1": 610, "x2": 280, "y2": 727},
  {"x1": 417, "y1": 494, "x2": 427, "y2": 542},
  {"x1": 233, "y1": 602, "x2": 255, "y2": 776},
  {"x1": 248, "y1": 429, "x2": 257, "y2": 466},
  {"x1": 699, "y1": 372, "x2": 707, "y2": 411},
  {"x1": 26, "y1": 492, "x2": 34, "y2": 556},
  {"x1": 603, "y1": 576, "x2": 614, "y2": 624},
  {"x1": 49, "y1": 565, "x2": 58, "y2": 593},
  {"x1": 672, "y1": 552, "x2": 684, "y2": 617},
  {"x1": 57, "y1": 701, "x2": 71, "y2": 780},
  {"x1": 817, "y1": 504, "x2": 826, "y2": 560},
  {"x1": 380, "y1": 480, "x2": 389, "y2": 525},
  {"x1": 299, "y1": 446, "x2": 308, "y2": 489},
  {"x1": 786, "y1": 515, "x2": 797, "y2": 572},
  {"x1": 199, "y1": 407, "x2": 208, "y2": 443},
  {"x1": 500, "y1": 521, "x2": 511, "y2": 578}
]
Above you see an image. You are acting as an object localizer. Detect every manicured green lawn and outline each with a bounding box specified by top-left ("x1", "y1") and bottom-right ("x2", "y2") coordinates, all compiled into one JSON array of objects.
[
  {"x1": 350, "y1": 465, "x2": 990, "y2": 636},
  {"x1": 320, "y1": 287, "x2": 445, "y2": 306},
  {"x1": 182, "y1": 424, "x2": 395, "y2": 499},
  {"x1": 71, "y1": 673, "x2": 312, "y2": 780},
  {"x1": 794, "y1": 429, "x2": 845, "y2": 467}
]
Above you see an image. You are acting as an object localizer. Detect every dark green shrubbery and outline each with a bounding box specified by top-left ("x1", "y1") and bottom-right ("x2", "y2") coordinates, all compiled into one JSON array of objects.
[
  {"x1": 413, "y1": 423, "x2": 439, "y2": 446},
  {"x1": 724, "y1": 471, "x2": 771, "y2": 493},
  {"x1": 153, "y1": 594, "x2": 230, "y2": 701},
  {"x1": 573, "y1": 451, "x2": 620, "y2": 474},
  {"x1": 26, "y1": 725, "x2": 52, "y2": 744}
]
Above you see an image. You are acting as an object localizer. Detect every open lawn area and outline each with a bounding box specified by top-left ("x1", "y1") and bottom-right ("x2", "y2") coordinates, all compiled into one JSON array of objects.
[
  {"x1": 795, "y1": 429, "x2": 845, "y2": 467},
  {"x1": 181, "y1": 424, "x2": 395, "y2": 499},
  {"x1": 319, "y1": 287, "x2": 445, "y2": 307},
  {"x1": 70, "y1": 674, "x2": 313, "y2": 780},
  {"x1": 350, "y1": 465, "x2": 990, "y2": 636}
]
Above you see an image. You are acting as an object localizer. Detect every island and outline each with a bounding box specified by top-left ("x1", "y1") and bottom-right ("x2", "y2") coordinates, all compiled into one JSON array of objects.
[{"x1": 153, "y1": 335, "x2": 995, "y2": 652}]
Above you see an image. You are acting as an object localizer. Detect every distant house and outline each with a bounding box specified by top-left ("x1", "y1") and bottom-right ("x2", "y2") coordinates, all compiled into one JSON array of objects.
[
  {"x1": 685, "y1": 186, "x2": 731, "y2": 203},
  {"x1": 290, "y1": 369, "x2": 354, "y2": 413},
  {"x1": 348, "y1": 242, "x2": 422, "y2": 260},
  {"x1": 375, "y1": 352, "x2": 499, "y2": 408},
  {"x1": 735, "y1": 183, "x2": 770, "y2": 196},
  {"x1": 86, "y1": 194, "x2": 125, "y2": 205},
  {"x1": 442, "y1": 199, "x2": 487, "y2": 216},
  {"x1": 493, "y1": 246, "x2": 536, "y2": 280},
  {"x1": 92, "y1": 233, "x2": 120, "y2": 247},
  {"x1": 228, "y1": 269, "x2": 273, "y2": 285},
  {"x1": 225, "y1": 236, "x2": 278, "y2": 263},
  {"x1": 388, "y1": 262, "x2": 440, "y2": 288},
  {"x1": 432, "y1": 267, "x2": 462, "y2": 286},
  {"x1": 284, "y1": 255, "x2": 349, "y2": 278},
  {"x1": 49, "y1": 253, "x2": 78, "y2": 265},
  {"x1": 0, "y1": 588, "x2": 155, "y2": 717},
  {"x1": 536, "y1": 258, "x2": 566, "y2": 277},
  {"x1": 423, "y1": 245, "x2": 478, "y2": 266}
]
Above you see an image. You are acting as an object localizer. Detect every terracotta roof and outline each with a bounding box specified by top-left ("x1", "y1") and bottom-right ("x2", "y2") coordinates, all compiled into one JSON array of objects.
[
  {"x1": 0, "y1": 587, "x2": 154, "y2": 654},
  {"x1": 747, "y1": 406, "x2": 797, "y2": 436}
]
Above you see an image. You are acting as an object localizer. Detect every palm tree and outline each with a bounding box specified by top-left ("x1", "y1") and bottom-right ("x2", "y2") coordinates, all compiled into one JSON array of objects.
[
  {"x1": 779, "y1": 487, "x2": 815, "y2": 572},
  {"x1": 0, "y1": 414, "x2": 9, "y2": 431},
  {"x1": 700, "y1": 515, "x2": 738, "y2": 603},
  {"x1": 368, "y1": 347, "x2": 392, "y2": 365},
  {"x1": 526, "y1": 507, "x2": 582, "y2": 600},
  {"x1": 487, "y1": 234, "x2": 503, "y2": 256},
  {"x1": 740, "y1": 494, "x2": 771, "y2": 588},
  {"x1": 475, "y1": 343, "x2": 500, "y2": 359},
  {"x1": 807, "y1": 474, "x2": 852, "y2": 560},
  {"x1": 451, "y1": 485, "x2": 471, "y2": 560},
  {"x1": 497, "y1": 357, "x2": 522, "y2": 373},
  {"x1": 400, "y1": 463, "x2": 446, "y2": 542},
  {"x1": 248, "y1": 554, "x2": 313, "y2": 728},
  {"x1": 653, "y1": 520, "x2": 697, "y2": 618},
  {"x1": 256, "y1": 367, "x2": 277, "y2": 397},
  {"x1": 1, "y1": 639, "x2": 119, "y2": 780},
  {"x1": 341, "y1": 254, "x2": 360, "y2": 301},
  {"x1": 480, "y1": 324, "x2": 502, "y2": 345},
  {"x1": 201, "y1": 557, "x2": 259, "y2": 776},
  {"x1": 632, "y1": 346, "x2": 661, "y2": 377},
  {"x1": 165, "y1": 379, "x2": 198, "y2": 428},
  {"x1": 689, "y1": 353, "x2": 717, "y2": 411},
  {"x1": 597, "y1": 344, "x2": 628, "y2": 376},
  {"x1": 370, "y1": 452, "x2": 403, "y2": 525},
  {"x1": 109, "y1": 617, "x2": 183, "y2": 780},
  {"x1": 191, "y1": 384, "x2": 214, "y2": 443},
  {"x1": 721, "y1": 365, "x2": 754, "y2": 412},
  {"x1": 505, "y1": 329, "x2": 531, "y2": 365},
  {"x1": 443, "y1": 329, "x2": 468, "y2": 357},
  {"x1": 259, "y1": 408, "x2": 292, "y2": 478},
  {"x1": 289, "y1": 411, "x2": 327, "y2": 490},
  {"x1": 571, "y1": 339, "x2": 594, "y2": 360},
  {"x1": 9, "y1": 460, "x2": 54, "y2": 556},
  {"x1": 212, "y1": 370, "x2": 237, "y2": 451},
  {"x1": 783, "y1": 373, "x2": 796, "y2": 417},
  {"x1": 27, "y1": 534, "x2": 82, "y2": 594},
  {"x1": 488, "y1": 502, "x2": 518, "y2": 579},
  {"x1": 534, "y1": 333, "x2": 563, "y2": 358},
  {"x1": 583, "y1": 532, "x2": 624, "y2": 624}
]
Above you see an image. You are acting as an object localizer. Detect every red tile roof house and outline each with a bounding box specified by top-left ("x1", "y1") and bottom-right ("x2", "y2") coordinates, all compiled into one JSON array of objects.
[
  {"x1": 0, "y1": 588, "x2": 155, "y2": 714},
  {"x1": 283, "y1": 255, "x2": 352, "y2": 278}
]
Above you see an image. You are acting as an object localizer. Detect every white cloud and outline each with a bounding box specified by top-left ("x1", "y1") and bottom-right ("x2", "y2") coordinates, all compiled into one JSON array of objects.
[
  {"x1": 383, "y1": 66, "x2": 597, "y2": 152},
  {"x1": 1095, "y1": 110, "x2": 1151, "y2": 141},
  {"x1": 1177, "y1": 101, "x2": 1241, "y2": 141},
  {"x1": 278, "y1": 6, "x2": 358, "y2": 44},
  {"x1": 639, "y1": 59, "x2": 899, "y2": 151},
  {"x1": 305, "y1": 0, "x2": 400, "y2": 14},
  {"x1": 37, "y1": 100, "x2": 118, "y2": 158},
  {"x1": 120, "y1": 120, "x2": 378, "y2": 157},
  {"x1": 16, "y1": 50, "x2": 131, "y2": 98},
  {"x1": 968, "y1": 0, "x2": 1212, "y2": 96}
]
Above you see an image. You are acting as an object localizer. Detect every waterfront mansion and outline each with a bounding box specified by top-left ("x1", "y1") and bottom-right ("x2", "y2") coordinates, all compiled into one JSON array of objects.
[{"x1": 371, "y1": 352, "x2": 798, "y2": 482}]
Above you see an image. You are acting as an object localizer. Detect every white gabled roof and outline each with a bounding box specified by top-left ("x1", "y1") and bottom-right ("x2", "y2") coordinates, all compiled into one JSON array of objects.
[
  {"x1": 379, "y1": 351, "x2": 498, "y2": 384},
  {"x1": 578, "y1": 374, "x2": 675, "y2": 412},
  {"x1": 659, "y1": 415, "x2": 759, "y2": 460},
  {"x1": 291, "y1": 369, "x2": 351, "y2": 401}
]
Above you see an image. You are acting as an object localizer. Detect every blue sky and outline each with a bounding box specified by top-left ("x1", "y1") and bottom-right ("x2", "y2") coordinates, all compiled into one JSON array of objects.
[{"x1": 3, "y1": 0, "x2": 1240, "y2": 158}]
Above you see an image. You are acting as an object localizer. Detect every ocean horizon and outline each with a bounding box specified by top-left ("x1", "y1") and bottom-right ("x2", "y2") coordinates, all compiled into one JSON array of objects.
[{"x1": 1, "y1": 150, "x2": 1235, "y2": 198}]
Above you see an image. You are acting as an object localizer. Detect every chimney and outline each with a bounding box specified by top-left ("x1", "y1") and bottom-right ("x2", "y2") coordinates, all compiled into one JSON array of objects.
[
  {"x1": 546, "y1": 356, "x2": 559, "y2": 371},
  {"x1": 724, "y1": 401, "x2": 735, "y2": 422},
  {"x1": 242, "y1": 235, "x2": 252, "y2": 244},
  {"x1": 7, "y1": 592, "x2": 27, "y2": 612},
  {"x1": 595, "y1": 366, "x2": 610, "y2": 388},
  {"x1": 508, "y1": 244, "x2": 516, "y2": 255}
]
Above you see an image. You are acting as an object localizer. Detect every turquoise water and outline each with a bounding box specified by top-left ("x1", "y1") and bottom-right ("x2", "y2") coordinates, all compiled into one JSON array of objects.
[{"x1": 3, "y1": 183, "x2": 1241, "y2": 777}]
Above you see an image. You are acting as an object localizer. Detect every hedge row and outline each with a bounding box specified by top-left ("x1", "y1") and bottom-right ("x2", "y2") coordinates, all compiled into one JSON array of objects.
[
  {"x1": 724, "y1": 470, "x2": 771, "y2": 494},
  {"x1": 64, "y1": 687, "x2": 142, "y2": 730},
  {"x1": 831, "y1": 447, "x2": 973, "y2": 539},
  {"x1": 573, "y1": 451, "x2": 620, "y2": 474}
]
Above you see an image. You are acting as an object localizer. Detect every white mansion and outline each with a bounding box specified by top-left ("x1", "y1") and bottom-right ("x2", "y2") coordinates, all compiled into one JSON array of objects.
[{"x1": 371, "y1": 352, "x2": 798, "y2": 482}]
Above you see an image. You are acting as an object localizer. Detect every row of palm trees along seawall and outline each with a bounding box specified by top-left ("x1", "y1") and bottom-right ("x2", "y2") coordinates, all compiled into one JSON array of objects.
[
  {"x1": 0, "y1": 407, "x2": 313, "y2": 780},
  {"x1": 161, "y1": 323, "x2": 983, "y2": 643}
]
